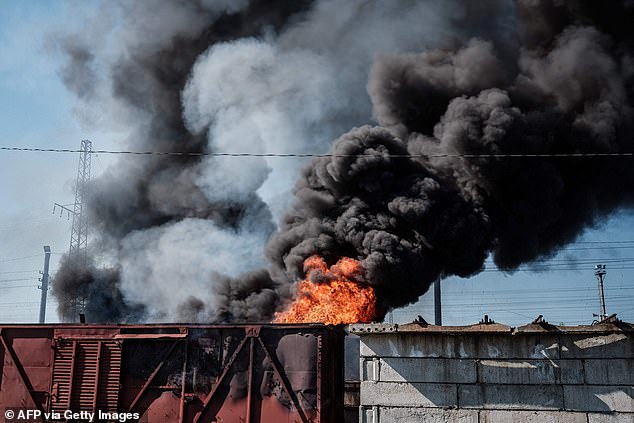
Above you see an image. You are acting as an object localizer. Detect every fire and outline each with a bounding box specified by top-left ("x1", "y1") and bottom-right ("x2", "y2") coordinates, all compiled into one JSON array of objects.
[{"x1": 273, "y1": 255, "x2": 377, "y2": 325}]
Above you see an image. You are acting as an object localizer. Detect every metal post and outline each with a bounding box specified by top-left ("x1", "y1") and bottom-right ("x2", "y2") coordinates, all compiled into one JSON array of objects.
[
  {"x1": 246, "y1": 338, "x2": 254, "y2": 423},
  {"x1": 179, "y1": 341, "x2": 188, "y2": 423},
  {"x1": 434, "y1": 278, "x2": 442, "y2": 326},
  {"x1": 38, "y1": 246, "x2": 52, "y2": 323},
  {"x1": 595, "y1": 264, "x2": 607, "y2": 320}
]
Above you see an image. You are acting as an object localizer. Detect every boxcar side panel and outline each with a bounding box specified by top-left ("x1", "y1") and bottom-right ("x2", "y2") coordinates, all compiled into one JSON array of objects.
[{"x1": 0, "y1": 324, "x2": 344, "y2": 423}]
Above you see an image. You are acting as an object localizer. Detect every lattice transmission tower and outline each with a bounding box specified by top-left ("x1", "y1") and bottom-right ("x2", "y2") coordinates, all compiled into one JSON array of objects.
[{"x1": 54, "y1": 139, "x2": 92, "y2": 322}]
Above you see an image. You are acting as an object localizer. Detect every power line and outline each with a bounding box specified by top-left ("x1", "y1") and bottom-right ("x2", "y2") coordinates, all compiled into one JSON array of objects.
[
  {"x1": 1, "y1": 284, "x2": 37, "y2": 289},
  {"x1": 483, "y1": 266, "x2": 634, "y2": 273},
  {"x1": 2, "y1": 146, "x2": 634, "y2": 159},
  {"x1": 0, "y1": 254, "x2": 42, "y2": 262},
  {"x1": 561, "y1": 246, "x2": 634, "y2": 251},
  {"x1": 575, "y1": 240, "x2": 634, "y2": 244},
  {"x1": 0, "y1": 277, "x2": 36, "y2": 283},
  {"x1": 484, "y1": 256, "x2": 634, "y2": 264},
  {"x1": 449, "y1": 286, "x2": 634, "y2": 295},
  {"x1": 438, "y1": 297, "x2": 634, "y2": 308},
  {"x1": 0, "y1": 301, "x2": 42, "y2": 306},
  {"x1": 474, "y1": 256, "x2": 634, "y2": 271}
]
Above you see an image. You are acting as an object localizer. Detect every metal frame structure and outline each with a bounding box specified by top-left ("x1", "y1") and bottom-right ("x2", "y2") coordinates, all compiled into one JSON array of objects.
[
  {"x1": 53, "y1": 140, "x2": 92, "y2": 321},
  {"x1": 69, "y1": 139, "x2": 92, "y2": 258},
  {"x1": 0, "y1": 324, "x2": 345, "y2": 423}
]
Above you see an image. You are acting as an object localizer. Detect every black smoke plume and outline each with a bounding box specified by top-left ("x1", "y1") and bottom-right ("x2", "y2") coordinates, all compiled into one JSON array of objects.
[
  {"x1": 52, "y1": 254, "x2": 145, "y2": 322},
  {"x1": 53, "y1": 0, "x2": 311, "y2": 321},
  {"x1": 54, "y1": 0, "x2": 634, "y2": 322},
  {"x1": 267, "y1": 0, "x2": 634, "y2": 316}
]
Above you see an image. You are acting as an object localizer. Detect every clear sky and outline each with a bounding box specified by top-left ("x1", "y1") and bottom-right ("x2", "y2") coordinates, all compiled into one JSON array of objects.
[
  {"x1": 0, "y1": 0, "x2": 114, "y2": 322},
  {"x1": 0, "y1": 1, "x2": 632, "y2": 326}
]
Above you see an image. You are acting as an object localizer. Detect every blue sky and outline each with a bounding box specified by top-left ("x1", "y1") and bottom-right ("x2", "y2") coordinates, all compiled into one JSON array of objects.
[
  {"x1": 0, "y1": 1, "x2": 104, "y2": 322},
  {"x1": 0, "y1": 1, "x2": 632, "y2": 326},
  {"x1": 400, "y1": 211, "x2": 634, "y2": 326}
]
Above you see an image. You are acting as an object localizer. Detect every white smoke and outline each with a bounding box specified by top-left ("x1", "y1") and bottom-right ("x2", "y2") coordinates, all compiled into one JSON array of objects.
[
  {"x1": 182, "y1": 0, "x2": 474, "y2": 219},
  {"x1": 54, "y1": 0, "x2": 520, "y2": 322},
  {"x1": 118, "y1": 218, "x2": 269, "y2": 321}
]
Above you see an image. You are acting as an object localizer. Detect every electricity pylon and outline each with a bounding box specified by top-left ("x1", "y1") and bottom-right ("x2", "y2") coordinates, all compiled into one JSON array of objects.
[{"x1": 54, "y1": 139, "x2": 92, "y2": 322}]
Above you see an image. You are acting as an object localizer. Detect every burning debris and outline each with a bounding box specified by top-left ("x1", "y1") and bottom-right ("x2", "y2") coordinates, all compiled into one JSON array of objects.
[
  {"x1": 266, "y1": 125, "x2": 490, "y2": 318},
  {"x1": 274, "y1": 256, "x2": 377, "y2": 325},
  {"x1": 53, "y1": 0, "x2": 634, "y2": 323}
]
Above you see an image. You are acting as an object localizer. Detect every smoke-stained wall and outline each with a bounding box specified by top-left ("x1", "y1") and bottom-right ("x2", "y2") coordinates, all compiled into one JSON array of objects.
[{"x1": 53, "y1": 0, "x2": 634, "y2": 322}]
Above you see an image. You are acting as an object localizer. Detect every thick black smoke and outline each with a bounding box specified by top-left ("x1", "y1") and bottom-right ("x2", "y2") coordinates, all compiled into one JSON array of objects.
[
  {"x1": 266, "y1": 0, "x2": 634, "y2": 316},
  {"x1": 54, "y1": 0, "x2": 634, "y2": 322},
  {"x1": 52, "y1": 254, "x2": 145, "y2": 322},
  {"x1": 53, "y1": 0, "x2": 311, "y2": 322},
  {"x1": 266, "y1": 126, "x2": 492, "y2": 314}
]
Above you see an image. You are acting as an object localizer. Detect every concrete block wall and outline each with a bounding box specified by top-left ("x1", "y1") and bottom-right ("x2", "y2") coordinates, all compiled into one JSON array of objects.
[{"x1": 351, "y1": 322, "x2": 634, "y2": 423}]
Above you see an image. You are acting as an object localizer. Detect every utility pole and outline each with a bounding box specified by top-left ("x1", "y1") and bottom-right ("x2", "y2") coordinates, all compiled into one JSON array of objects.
[
  {"x1": 38, "y1": 246, "x2": 51, "y2": 323},
  {"x1": 434, "y1": 277, "x2": 442, "y2": 326},
  {"x1": 54, "y1": 139, "x2": 92, "y2": 322},
  {"x1": 595, "y1": 264, "x2": 607, "y2": 321}
]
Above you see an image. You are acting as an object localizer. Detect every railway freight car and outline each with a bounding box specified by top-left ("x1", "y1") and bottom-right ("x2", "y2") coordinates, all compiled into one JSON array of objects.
[{"x1": 0, "y1": 324, "x2": 344, "y2": 422}]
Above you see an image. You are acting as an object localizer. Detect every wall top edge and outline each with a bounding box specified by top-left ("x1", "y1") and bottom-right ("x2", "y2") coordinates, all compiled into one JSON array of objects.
[{"x1": 347, "y1": 321, "x2": 634, "y2": 335}]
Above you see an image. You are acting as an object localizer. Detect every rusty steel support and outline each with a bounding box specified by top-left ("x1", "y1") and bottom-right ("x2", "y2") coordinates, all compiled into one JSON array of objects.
[
  {"x1": 246, "y1": 337, "x2": 255, "y2": 423},
  {"x1": 47, "y1": 338, "x2": 57, "y2": 411},
  {"x1": 179, "y1": 341, "x2": 188, "y2": 423},
  {"x1": 256, "y1": 337, "x2": 310, "y2": 423},
  {"x1": 316, "y1": 334, "x2": 322, "y2": 421},
  {"x1": 193, "y1": 336, "x2": 249, "y2": 423},
  {"x1": 67, "y1": 341, "x2": 77, "y2": 410},
  {"x1": 0, "y1": 324, "x2": 343, "y2": 423},
  {"x1": 128, "y1": 341, "x2": 179, "y2": 412},
  {"x1": 0, "y1": 330, "x2": 47, "y2": 417},
  {"x1": 92, "y1": 341, "x2": 102, "y2": 414}
]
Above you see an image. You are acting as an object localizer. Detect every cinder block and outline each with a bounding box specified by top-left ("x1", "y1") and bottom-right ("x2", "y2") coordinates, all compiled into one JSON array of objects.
[
  {"x1": 373, "y1": 357, "x2": 477, "y2": 383},
  {"x1": 478, "y1": 359, "x2": 583, "y2": 384},
  {"x1": 476, "y1": 334, "x2": 560, "y2": 359},
  {"x1": 362, "y1": 358, "x2": 379, "y2": 382},
  {"x1": 360, "y1": 406, "x2": 478, "y2": 423},
  {"x1": 360, "y1": 406, "x2": 376, "y2": 423},
  {"x1": 560, "y1": 334, "x2": 634, "y2": 359},
  {"x1": 360, "y1": 333, "x2": 559, "y2": 360},
  {"x1": 585, "y1": 359, "x2": 634, "y2": 385},
  {"x1": 359, "y1": 333, "x2": 477, "y2": 358},
  {"x1": 360, "y1": 381, "x2": 457, "y2": 408},
  {"x1": 479, "y1": 410, "x2": 587, "y2": 423},
  {"x1": 587, "y1": 412, "x2": 634, "y2": 422},
  {"x1": 564, "y1": 385, "x2": 634, "y2": 412},
  {"x1": 459, "y1": 384, "x2": 564, "y2": 410}
]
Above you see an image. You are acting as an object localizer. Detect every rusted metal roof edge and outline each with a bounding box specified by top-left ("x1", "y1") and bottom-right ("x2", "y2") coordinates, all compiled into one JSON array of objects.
[
  {"x1": 0, "y1": 323, "x2": 347, "y2": 336},
  {"x1": 347, "y1": 321, "x2": 634, "y2": 335}
]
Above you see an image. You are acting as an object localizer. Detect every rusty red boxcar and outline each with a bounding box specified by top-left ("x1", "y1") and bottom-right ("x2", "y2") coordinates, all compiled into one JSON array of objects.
[{"x1": 0, "y1": 324, "x2": 344, "y2": 422}]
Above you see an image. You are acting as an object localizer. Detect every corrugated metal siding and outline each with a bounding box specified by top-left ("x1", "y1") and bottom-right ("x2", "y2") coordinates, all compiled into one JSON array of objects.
[
  {"x1": 97, "y1": 342, "x2": 121, "y2": 411},
  {"x1": 51, "y1": 340, "x2": 120, "y2": 413},
  {"x1": 0, "y1": 324, "x2": 344, "y2": 423},
  {"x1": 51, "y1": 339, "x2": 74, "y2": 411}
]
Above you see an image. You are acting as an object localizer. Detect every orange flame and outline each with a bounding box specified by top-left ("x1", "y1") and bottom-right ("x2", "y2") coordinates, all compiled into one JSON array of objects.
[{"x1": 273, "y1": 255, "x2": 377, "y2": 325}]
